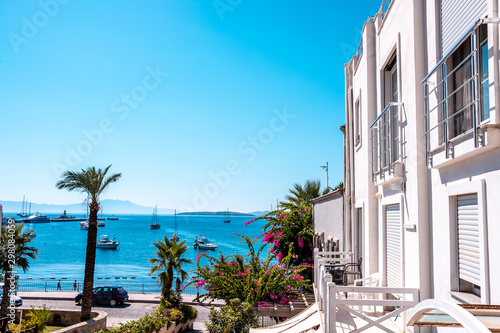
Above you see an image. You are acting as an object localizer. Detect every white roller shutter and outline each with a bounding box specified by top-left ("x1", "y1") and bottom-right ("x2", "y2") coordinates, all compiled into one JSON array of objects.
[
  {"x1": 386, "y1": 204, "x2": 401, "y2": 288},
  {"x1": 457, "y1": 194, "x2": 480, "y2": 286},
  {"x1": 441, "y1": 0, "x2": 487, "y2": 55}
]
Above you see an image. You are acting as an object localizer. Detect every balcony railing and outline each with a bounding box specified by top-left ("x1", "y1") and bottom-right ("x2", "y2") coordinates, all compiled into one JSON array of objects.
[
  {"x1": 370, "y1": 102, "x2": 402, "y2": 181},
  {"x1": 422, "y1": 22, "x2": 485, "y2": 164}
]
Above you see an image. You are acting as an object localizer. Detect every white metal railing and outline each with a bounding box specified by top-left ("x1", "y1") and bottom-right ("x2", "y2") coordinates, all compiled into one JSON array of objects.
[
  {"x1": 326, "y1": 284, "x2": 420, "y2": 332},
  {"x1": 422, "y1": 21, "x2": 485, "y2": 163},
  {"x1": 370, "y1": 102, "x2": 402, "y2": 180}
]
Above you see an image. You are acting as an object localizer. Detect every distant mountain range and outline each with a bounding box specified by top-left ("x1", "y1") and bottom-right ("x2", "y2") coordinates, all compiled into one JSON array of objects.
[{"x1": 0, "y1": 199, "x2": 268, "y2": 217}]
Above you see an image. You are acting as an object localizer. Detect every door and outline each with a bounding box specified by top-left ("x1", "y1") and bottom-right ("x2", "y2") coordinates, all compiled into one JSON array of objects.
[{"x1": 457, "y1": 194, "x2": 480, "y2": 293}]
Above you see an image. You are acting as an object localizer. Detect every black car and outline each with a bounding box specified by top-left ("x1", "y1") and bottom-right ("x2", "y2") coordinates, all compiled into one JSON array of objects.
[{"x1": 74, "y1": 285, "x2": 128, "y2": 306}]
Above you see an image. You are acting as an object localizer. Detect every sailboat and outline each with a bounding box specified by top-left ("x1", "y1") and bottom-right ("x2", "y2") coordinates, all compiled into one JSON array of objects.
[
  {"x1": 17, "y1": 196, "x2": 29, "y2": 217},
  {"x1": 150, "y1": 205, "x2": 160, "y2": 229},
  {"x1": 223, "y1": 208, "x2": 231, "y2": 223},
  {"x1": 170, "y1": 209, "x2": 179, "y2": 241}
]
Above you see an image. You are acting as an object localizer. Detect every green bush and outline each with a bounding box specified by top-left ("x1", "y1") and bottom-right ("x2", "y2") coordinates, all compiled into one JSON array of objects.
[
  {"x1": 93, "y1": 297, "x2": 197, "y2": 333},
  {"x1": 206, "y1": 299, "x2": 259, "y2": 333},
  {"x1": 26, "y1": 304, "x2": 51, "y2": 332}
]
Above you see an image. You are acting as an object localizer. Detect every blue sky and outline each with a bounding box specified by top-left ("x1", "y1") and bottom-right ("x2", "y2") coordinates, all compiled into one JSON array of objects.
[{"x1": 0, "y1": 1, "x2": 379, "y2": 213}]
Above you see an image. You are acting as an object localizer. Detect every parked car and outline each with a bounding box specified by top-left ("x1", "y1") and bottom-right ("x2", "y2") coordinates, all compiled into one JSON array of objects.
[
  {"x1": 74, "y1": 285, "x2": 128, "y2": 306},
  {"x1": 0, "y1": 283, "x2": 22, "y2": 307}
]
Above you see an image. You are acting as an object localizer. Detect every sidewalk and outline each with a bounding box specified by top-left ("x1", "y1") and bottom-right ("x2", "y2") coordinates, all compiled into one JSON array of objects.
[{"x1": 17, "y1": 291, "x2": 225, "y2": 306}]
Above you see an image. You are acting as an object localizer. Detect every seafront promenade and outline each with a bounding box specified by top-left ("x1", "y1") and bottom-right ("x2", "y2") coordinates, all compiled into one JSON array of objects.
[{"x1": 18, "y1": 291, "x2": 224, "y2": 332}]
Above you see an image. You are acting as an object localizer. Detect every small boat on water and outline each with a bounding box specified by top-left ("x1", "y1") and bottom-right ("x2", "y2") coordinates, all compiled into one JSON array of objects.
[
  {"x1": 107, "y1": 215, "x2": 119, "y2": 220},
  {"x1": 223, "y1": 208, "x2": 231, "y2": 223},
  {"x1": 193, "y1": 236, "x2": 217, "y2": 250},
  {"x1": 170, "y1": 209, "x2": 179, "y2": 241},
  {"x1": 51, "y1": 210, "x2": 86, "y2": 222},
  {"x1": 96, "y1": 235, "x2": 119, "y2": 249},
  {"x1": 98, "y1": 221, "x2": 105, "y2": 227},
  {"x1": 79, "y1": 222, "x2": 89, "y2": 230},
  {"x1": 26, "y1": 213, "x2": 51, "y2": 223},
  {"x1": 150, "y1": 205, "x2": 160, "y2": 229}
]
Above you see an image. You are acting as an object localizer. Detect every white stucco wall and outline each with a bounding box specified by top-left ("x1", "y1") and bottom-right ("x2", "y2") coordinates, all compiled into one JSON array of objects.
[{"x1": 312, "y1": 192, "x2": 344, "y2": 251}]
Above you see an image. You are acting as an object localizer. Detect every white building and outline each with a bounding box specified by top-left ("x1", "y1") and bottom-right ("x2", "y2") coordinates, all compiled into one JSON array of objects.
[{"x1": 314, "y1": 0, "x2": 500, "y2": 331}]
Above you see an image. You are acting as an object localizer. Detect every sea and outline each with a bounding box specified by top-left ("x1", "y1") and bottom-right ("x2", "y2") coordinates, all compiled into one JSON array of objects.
[{"x1": 5, "y1": 213, "x2": 269, "y2": 284}]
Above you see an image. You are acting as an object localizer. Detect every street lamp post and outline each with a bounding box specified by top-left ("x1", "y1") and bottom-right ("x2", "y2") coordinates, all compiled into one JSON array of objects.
[{"x1": 321, "y1": 162, "x2": 329, "y2": 190}]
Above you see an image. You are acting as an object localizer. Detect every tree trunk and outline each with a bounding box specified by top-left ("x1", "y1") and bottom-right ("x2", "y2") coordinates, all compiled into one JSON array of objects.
[
  {"x1": 81, "y1": 200, "x2": 99, "y2": 322},
  {"x1": 0, "y1": 270, "x2": 12, "y2": 319},
  {"x1": 166, "y1": 266, "x2": 173, "y2": 293}
]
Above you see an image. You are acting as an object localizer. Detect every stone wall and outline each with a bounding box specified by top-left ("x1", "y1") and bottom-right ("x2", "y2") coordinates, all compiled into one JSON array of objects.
[{"x1": 17, "y1": 308, "x2": 107, "y2": 333}]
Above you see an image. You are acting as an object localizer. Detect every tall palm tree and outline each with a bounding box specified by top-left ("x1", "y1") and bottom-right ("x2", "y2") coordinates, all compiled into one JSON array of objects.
[
  {"x1": 0, "y1": 223, "x2": 38, "y2": 318},
  {"x1": 56, "y1": 165, "x2": 121, "y2": 321},
  {"x1": 149, "y1": 236, "x2": 192, "y2": 297},
  {"x1": 285, "y1": 179, "x2": 323, "y2": 205}
]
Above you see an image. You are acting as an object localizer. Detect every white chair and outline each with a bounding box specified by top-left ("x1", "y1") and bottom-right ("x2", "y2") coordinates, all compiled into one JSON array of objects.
[{"x1": 353, "y1": 272, "x2": 382, "y2": 313}]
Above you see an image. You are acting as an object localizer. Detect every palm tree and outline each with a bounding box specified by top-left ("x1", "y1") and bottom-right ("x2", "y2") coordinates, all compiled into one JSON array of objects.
[
  {"x1": 0, "y1": 223, "x2": 38, "y2": 318},
  {"x1": 149, "y1": 236, "x2": 192, "y2": 297},
  {"x1": 56, "y1": 165, "x2": 121, "y2": 321},
  {"x1": 285, "y1": 179, "x2": 323, "y2": 205}
]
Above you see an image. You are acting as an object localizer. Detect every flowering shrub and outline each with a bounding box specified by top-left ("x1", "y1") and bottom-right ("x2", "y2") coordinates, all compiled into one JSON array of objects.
[
  {"x1": 249, "y1": 202, "x2": 314, "y2": 274},
  {"x1": 190, "y1": 235, "x2": 309, "y2": 306}
]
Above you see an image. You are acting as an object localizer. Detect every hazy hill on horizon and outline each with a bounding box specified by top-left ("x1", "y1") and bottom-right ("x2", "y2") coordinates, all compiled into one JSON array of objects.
[{"x1": 0, "y1": 199, "x2": 268, "y2": 217}]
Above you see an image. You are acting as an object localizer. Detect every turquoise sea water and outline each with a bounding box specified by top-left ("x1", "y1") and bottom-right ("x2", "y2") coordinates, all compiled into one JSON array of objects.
[{"x1": 7, "y1": 214, "x2": 268, "y2": 284}]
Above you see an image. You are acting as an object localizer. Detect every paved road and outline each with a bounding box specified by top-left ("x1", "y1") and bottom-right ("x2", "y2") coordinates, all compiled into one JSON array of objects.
[{"x1": 23, "y1": 298, "x2": 212, "y2": 331}]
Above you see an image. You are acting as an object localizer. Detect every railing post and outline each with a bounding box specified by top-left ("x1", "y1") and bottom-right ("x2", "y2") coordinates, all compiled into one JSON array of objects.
[
  {"x1": 142, "y1": 284, "x2": 144, "y2": 294},
  {"x1": 44, "y1": 282, "x2": 47, "y2": 292},
  {"x1": 471, "y1": 28, "x2": 480, "y2": 147},
  {"x1": 326, "y1": 283, "x2": 337, "y2": 333},
  {"x1": 322, "y1": 273, "x2": 332, "y2": 312},
  {"x1": 442, "y1": 64, "x2": 449, "y2": 158}
]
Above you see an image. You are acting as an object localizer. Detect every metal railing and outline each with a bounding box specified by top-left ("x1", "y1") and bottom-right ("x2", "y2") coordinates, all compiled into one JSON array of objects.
[
  {"x1": 370, "y1": 102, "x2": 402, "y2": 180},
  {"x1": 422, "y1": 23, "x2": 483, "y2": 163},
  {"x1": 16, "y1": 280, "x2": 206, "y2": 295}
]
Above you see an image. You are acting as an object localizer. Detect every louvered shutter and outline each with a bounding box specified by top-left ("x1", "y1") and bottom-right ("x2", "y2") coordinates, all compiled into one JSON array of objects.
[
  {"x1": 386, "y1": 204, "x2": 401, "y2": 288},
  {"x1": 457, "y1": 194, "x2": 480, "y2": 286},
  {"x1": 441, "y1": 0, "x2": 487, "y2": 55}
]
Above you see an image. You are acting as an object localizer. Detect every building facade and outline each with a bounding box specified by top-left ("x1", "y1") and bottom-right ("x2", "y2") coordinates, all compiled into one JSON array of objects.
[{"x1": 339, "y1": 0, "x2": 500, "y2": 328}]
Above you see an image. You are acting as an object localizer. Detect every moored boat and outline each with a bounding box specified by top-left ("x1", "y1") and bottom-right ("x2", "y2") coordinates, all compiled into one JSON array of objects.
[
  {"x1": 98, "y1": 221, "x2": 105, "y2": 227},
  {"x1": 96, "y1": 235, "x2": 119, "y2": 249},
  {"x1": 79, "y1": 222, "x2": 89, "y2": 230},
  {"x1": 150, "y1": 205, "x2": 160, "y2": 229},
  {"x1": 170, "y1": 209, "x2": 179, "y2": 241},
  {"x1": 193, "y1": 236, "x2": 217, "y2": 250},
  {"x1": 26, "y1": 213, "x2": 51, "y2": 223},
  {"x1": 107, "y1": 215, "x2": 119, "y2": 220}
]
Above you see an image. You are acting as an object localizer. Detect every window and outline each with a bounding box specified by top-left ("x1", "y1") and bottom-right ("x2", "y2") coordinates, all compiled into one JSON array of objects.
[
  {"x1": 355, "y1": 98, "x2": 361, "y2": 145},
  {"x1": 445, "y1": 25, "x2": 488, "y2": 139},
  {"x1": 479, "y1": 25, "x2": 489, "y2": 121}
]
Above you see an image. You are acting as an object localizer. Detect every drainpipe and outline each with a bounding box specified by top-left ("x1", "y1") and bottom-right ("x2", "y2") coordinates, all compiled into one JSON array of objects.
[{"x1": 493, "y1": 0, "x2": 500, "y2": 124}]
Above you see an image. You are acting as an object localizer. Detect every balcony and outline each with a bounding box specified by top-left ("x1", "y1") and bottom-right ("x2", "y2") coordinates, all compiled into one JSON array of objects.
[
  {"x1": 370, "y1": 102, "x2": 404, "y2": 186},
  {"x1": 422, "y1": 22, "x2": 500, "y2": 168}
]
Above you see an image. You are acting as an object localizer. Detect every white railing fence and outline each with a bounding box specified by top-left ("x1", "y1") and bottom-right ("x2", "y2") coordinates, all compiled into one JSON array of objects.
[{"x1": 325, "y1": 284, "x2": 420, "y2": 333}]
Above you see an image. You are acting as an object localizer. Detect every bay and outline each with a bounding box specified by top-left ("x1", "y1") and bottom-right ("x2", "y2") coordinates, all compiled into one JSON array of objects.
[{"x1": 14, "y1": 214, "x2": 268, "y2": 284}]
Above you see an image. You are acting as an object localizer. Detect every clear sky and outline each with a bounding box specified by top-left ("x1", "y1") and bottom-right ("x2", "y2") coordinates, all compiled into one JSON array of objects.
[{"x1": 0, "y1": 1, "x2": 380, "y2": 213}]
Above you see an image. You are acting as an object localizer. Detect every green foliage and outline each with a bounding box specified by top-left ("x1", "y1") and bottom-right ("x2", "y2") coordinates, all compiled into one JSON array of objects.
[
  {"x1": 252, "y1": 202, "x2": 314, "y2": 270},
  {"x1": 284, "y1": 179, "x2": 323, "y2": 205},
  {"x1": 26, "y1": 304, "x2": 51, "y2": 332},
  {"x1": 149, "y1": 236, "x2": 192, "y2": 297},
  {"x1": 206, "y1": 299, "x2": 259, "y2": 333},
  {"x1": 94, "y1": 297, "x2": 197, "y2": 333},
  {"x1": 191, "y1": 235, "x2": 309, "y2": 306}
]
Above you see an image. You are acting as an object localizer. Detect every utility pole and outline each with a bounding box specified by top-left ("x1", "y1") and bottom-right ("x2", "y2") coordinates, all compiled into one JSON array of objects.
[{"x1": 321, "y1": 162, "x2": 329, "y2": 190}]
